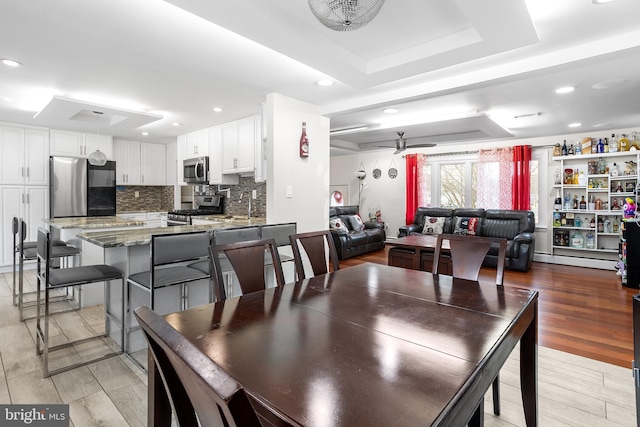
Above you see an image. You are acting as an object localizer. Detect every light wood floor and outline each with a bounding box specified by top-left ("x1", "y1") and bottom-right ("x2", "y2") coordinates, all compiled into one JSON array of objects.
[{"x1": 0, "y1": 255, "x2": 636, "y2": 426}]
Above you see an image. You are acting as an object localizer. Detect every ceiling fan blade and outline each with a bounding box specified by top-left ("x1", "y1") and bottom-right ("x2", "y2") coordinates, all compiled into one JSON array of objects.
[{"x1": 407, "y1": 143, "x2": 437, "y2": 148}]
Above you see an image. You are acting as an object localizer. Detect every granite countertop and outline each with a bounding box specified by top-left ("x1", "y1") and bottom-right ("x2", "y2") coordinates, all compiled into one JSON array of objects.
[
  {"x1": 44, "y1": 216, "x2": 146, "y2": 229},
  {"x1": 78, "y1": 218, "x2": 268, "y2": 248}
]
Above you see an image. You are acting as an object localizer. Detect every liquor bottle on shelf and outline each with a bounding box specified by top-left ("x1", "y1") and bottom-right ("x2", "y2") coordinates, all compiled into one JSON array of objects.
[
  {"x1": 610, "y1": 134, "x2": 619, "y2": 152},
  {"x1": 579, "y1": 196, "x2": 586, "y2": 209},
  {"x1": 598, "y1": 139, "x2": 604, "y2": 153},
  {"x1": 562, "y1": 140, "x2": 568, "y2": 155},
  {"x1": 612, "y1": 163, "x2": 619, "y2": 177},
  {"x1": 554, "y1": 190, "x2": 562, "y2": 211},
  {"x1": 597, "y1": 216, "x2": 604, "y2": 232},
  {"x1": 575, "y1": 216, "x2": 582, "y2": 227},
  {"x1": 604, "y1": 137, "x2": 609, "y2": 153},
  {"x1": 590, "y1": 217, "x2": 596, "y2": 228},
  {"x1": 619, "y1": 134, "x2": 630, "y2": 151},
  {"x1": 578, "y1": 170, "x2": 587, "y2": 186},
  {"x1": 586, "y1": 231, "x2": 595, "y2": 249},
  {"x1": 576, "y1": 141, "x2": 582, "y2": 155},
  {"x1": 571, "y1": 230, "x2": 584, "y2": 248},
  {"x1": 632, "y1": 131, "x2": 640, "y2": 150},
  {"x1": 564, "y1": 193, "x2": 571, "y2": 210},
  {"x1": 573, "y1": 195, "x2": 579, "y2": 210}
]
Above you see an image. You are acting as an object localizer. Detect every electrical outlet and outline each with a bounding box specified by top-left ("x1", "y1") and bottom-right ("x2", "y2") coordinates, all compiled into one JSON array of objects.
[
  {"x1": 134, "y1": 191, "x2": 139, "y2": 198},
  {"x1": 252, "y1": 189, "x2": 257, "y2": 199}
]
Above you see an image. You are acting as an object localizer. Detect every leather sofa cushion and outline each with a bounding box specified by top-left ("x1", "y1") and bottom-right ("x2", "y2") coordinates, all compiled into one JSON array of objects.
[
  {"x1": 365, "y1": 228, "x2": 385, "y2": 243},
  {"x1": 348, "y1": 231, "x2": 368, "y2": 245}
]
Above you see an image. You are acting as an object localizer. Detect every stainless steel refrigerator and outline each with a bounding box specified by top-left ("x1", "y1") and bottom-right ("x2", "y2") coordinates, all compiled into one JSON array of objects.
[{"x1": 50, "y1": 156, "x2": 117, "y2": 217}]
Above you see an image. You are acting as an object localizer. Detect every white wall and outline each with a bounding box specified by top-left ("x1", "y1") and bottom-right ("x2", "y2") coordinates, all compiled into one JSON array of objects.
[
  {"x1": 330, "y1": 153, "x2": 405, "y2": 237},
  {"x1": 331, "y1": 126, "x2": 640, "y2": 261},
  {"x1": 265, "y1": 93, "x2": 330, "y2": 232}
]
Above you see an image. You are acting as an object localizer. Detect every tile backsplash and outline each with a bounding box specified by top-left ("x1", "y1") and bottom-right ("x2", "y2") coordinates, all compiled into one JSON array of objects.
[
  {"x1": 116, "y1": 186, "x2": 174, "y2": 212},
  {"x1": 218, "y1": 177, "x2": 266, "y2": 218}
]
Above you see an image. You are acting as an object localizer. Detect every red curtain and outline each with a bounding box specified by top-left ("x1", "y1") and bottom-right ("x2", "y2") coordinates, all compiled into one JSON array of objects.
[
  {"x1": 405, "y1": 154, "x2": 418, "y2": 224},
  {"x1": 512, "y1": 145, "x2": 532, "y2": 210}
]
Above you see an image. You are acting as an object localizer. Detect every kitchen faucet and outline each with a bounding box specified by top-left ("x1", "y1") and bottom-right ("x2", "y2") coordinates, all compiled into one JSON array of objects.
[{"x1": 239, "y1": 192, "x2": 253, "y2": 218}]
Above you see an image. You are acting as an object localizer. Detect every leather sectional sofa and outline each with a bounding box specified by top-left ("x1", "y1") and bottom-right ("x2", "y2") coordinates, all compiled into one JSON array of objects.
[
  {"x1": 329, "y1": 205, "x2": 386, "y2": 260},
  {"x1": 398, "y1": 207, "x2": 536, "y2": 272}
]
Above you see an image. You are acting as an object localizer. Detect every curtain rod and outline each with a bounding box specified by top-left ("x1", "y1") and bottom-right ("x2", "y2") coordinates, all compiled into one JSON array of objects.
[{"x1": 400, "y1": 144, "x2": 554, "y2": 158}]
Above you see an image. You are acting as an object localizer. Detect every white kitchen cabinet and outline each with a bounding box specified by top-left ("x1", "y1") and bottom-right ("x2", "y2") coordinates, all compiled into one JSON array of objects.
[
  {"x1": 186, "y1": 129, "x2": 208, "y2": 157},
  {"x1": 208, "y1": 126, "x2": 238, "y2": 185},
  {"x1": 0, "y1": 127, "x2": 49, "y2": 185},
  {"x1": 1, "y1": 185, "x2": 47, "y2": 266},
  {"x1": 141, "y1": 143, "x2": 166, "y2": 185},
  {"x1": 50, "y1": 130, "x2": 112, "y2": 159},
  {"x1": 222, "y1": 117, "x2": 255, "y2": 174},
  {"x1": 177, "y1": 134, "x2": 187, "y2": 184},
  {"x1": 113, "y1": 140, "x2": 141, "y2": 185}
]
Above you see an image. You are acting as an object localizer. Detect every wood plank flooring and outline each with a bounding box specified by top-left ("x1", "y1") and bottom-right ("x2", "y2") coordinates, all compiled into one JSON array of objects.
[
  {"x1": 341, "y1": 247, "x2": 638, "y2": 368},
  {"x1": 0, "y1": 253, "x2": 636, "y2": 426}
]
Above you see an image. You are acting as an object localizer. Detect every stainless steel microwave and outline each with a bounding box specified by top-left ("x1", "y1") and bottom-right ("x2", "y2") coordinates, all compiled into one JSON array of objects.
[{"x1": 183, "y1": 157, "x2": 209, "y2": 184}]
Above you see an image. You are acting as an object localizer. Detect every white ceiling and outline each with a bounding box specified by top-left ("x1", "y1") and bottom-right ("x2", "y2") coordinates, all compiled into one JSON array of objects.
[{"x1": 1, "y1": 0, "x2": 639, "y2": 156}]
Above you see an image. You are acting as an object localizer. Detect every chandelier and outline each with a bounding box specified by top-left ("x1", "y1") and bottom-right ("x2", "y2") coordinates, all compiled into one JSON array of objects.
[{"x1": 308, "y1": 0, "x2": 385, "y2": 31}]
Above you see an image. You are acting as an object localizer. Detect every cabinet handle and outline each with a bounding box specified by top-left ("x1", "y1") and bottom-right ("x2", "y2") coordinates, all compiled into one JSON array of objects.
[
  {"x1": 123, "y1": 174, "x2": 126, "y2": 182},
  {"x1": 234, "y1": 158, "x2": 238, "y2": 169},
  {"x1": 142, "y1": 175, "x2": 144, "y2": 184},
  {"x1": 26, "y1": 167, "x2": 29, "y2": 178},
  {"x1": 22, "y1": 193, "x2": 24, "y2": 204},
  {"x1": 21, "y1": 167, "x2": 24, "y2": 177},
  {"x1": 26, "y1": 193, "x2": 29, "y2": 204}
]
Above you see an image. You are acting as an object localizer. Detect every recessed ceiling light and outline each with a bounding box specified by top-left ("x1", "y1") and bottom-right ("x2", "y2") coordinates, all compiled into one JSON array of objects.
[
  {"x1": 172, "y1": 122, "x2": 181, "y2": 127},
  {"x1": 568, "y1": 123, "x2": 582, "y2": 128},
  {"x1": 142, "y1": 132, "x2": 149, "y2": 136},
  {"x1": 592, "y1": 78, "x2": 628, "y2": 90},
  {"x1": 592, "y1": 0, "x2": 616, "y2": 4},
  {"x1": 383, "y1": 108, "x2": 399, "y2": 114},
  {"x1": 554, "y1": 86, "x2": 575, "y2": 94},
  {"x1": 330, "y1": 126, "x2": 369, "y2": 135},
  {"x1": 1, "y1": 58, "x2": 22, "y2": 67},
  {"x1": 316, "y1": 79, "x2": 334, "y2": 87},
  {"x1": 213, "y1": 107, "x2": 222, "y2": 113}
]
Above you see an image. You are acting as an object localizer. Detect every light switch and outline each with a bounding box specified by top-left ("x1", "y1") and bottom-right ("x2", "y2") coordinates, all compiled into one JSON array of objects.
[
  {"x1": 252, "y1": 189, "x2": 257, "y2": 199},
  {"x1": 286, "y1": 185, "x2": 293, "y2": 198}
]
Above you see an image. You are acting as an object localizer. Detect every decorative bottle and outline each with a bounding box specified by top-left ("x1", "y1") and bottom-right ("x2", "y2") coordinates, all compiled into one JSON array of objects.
[
  {"x1": 586, "y1": 231, "x2": 595, "y2": 249},
  {"x1": 604, "y1": 138, "x2": 609, "y2": 153},
  {"x1": 610, "y1": 134, "x2": 619, "y2": 152},
  {"x1": 611, "y1": 163, "x2": 619, "y2": 177},
  {"x1": 619, "y1": 134, "x2": 630, "y2": 151},
  {"x1": 299, "y1": 122, "x2": 309, "y2": 158},
  {"x1": 578, "y1": 170, "x2": 587, "y2": 186},
  {"x1": 571, "y1": 230, "x2": 584, "y2": 248},
  {"x1": 579, "y1": 196, "x2": 586, "y2": 210},
  {"x1": 562, "y1": 140, "x2": 568, "y2": 155},
  {"x1": 554, "y1": 190, "x2": 562, "y2": 211}
]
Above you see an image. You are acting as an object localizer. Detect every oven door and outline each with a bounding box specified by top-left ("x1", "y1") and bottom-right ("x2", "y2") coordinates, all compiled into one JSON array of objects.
[{"x1": 167, "y1": 218, "x2": 190, "y2": 227}]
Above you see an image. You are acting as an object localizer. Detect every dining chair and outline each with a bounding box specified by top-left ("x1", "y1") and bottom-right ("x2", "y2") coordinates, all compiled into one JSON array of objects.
[
  {"x1": 16, "y1": 218, "x2": 80, "y2": 321},
  {"x1": 289, "y1": 230, "x2": 339, "y2": 280},
  {"x1": 134, "y1": 305, "x2": 298, "y2": 427},
  {"x1": 35, "y1": 227, "x2": 125, "y2": 377},
  {"x1": 126, "y1": 230, "x2": 211, "y2": 353},
  {"x1": 432, "y1": 233, "x2": 507, "y2": 416},
  {"x1": 260, "y1": 223, "x2": 297, "y2": 281},
  {"x1": 209, "y1": 238, "x2": 285, "y2": 301}
]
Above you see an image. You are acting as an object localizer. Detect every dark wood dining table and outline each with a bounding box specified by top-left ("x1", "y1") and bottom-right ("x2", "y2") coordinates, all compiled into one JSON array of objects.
[{"x1": 148, "y1": 262, "x2": 538, "y2": 426}]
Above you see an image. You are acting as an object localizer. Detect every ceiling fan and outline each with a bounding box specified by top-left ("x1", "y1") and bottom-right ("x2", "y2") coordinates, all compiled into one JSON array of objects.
[{"x1": 392, "y1": 131, "x2": 436, "y2": 154}]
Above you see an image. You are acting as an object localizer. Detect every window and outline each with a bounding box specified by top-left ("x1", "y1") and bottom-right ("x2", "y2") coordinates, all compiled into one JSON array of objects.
[{"x1": 440, "y1": 163, "x2": 465, "y2": 207}]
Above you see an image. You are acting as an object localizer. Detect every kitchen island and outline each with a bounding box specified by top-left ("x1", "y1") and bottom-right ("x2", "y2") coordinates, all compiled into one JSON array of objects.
[{"x1": 75, "y1": 218, "x2": 291, "y2": 354}]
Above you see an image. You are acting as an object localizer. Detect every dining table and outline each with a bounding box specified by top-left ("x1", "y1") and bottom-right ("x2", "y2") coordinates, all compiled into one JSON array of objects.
[{"x1": 148, "y1": 262, "x2": 538, "y2": 426}]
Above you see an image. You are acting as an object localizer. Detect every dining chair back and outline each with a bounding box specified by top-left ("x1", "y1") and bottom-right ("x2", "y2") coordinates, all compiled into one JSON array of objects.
[
  {"x1": 209, "y1": 238, "x2": 285, "y2": 301},
  {"x1": 433, "y1": 233, "x2": 507, "y2": 286},
  {"x1": 35, "y1": 227, "x2": 124, "y2": 377},
  {"x1": 289, "y1": 230, "x2": 339, "y2": 280},
  {"x1": 134, "y1": 305, "x2": 264, "y2": 427},
  {"x1": 432, "y1": 232, "x2": 507, "y2": 416}
]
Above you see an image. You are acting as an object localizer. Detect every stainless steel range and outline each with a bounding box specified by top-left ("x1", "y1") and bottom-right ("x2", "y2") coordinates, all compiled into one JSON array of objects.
[{"x1": 167, "y1": 195, "x2": 224, "y2": 226}]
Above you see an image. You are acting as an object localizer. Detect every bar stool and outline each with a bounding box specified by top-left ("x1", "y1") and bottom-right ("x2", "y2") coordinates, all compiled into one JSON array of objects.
[
  {"x1": 17, "y1": 218, "x2": 80, "y2": 321},
  {"x1": 12, "y1": 217, "x2": 66, "y2": 306},
  {"x1": 35, "y1": 227, "x2": 125, "y2": 377}
]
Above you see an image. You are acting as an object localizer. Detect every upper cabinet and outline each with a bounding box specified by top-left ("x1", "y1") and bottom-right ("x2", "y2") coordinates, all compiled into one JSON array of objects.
[
  {"x1": 113, "y1": 140, "x2": 141, "y2": 185},
  {"x1": 50, "y1": 130, "x2": 113, "y2": 159},
  {"x1": 222, "y1": 116, "x2": 255, "y2": 175},
  {"x1": 141, "y1": 142, "x2": 166, "y2": 185},
  {"x1": 177, "y1": 134, "x2": 187, "y2": 184},
  {"x1": 186, "y1": 129, "x2": 208, "y2": 157},
  {"x1": 0, "y1": 126, "x2": 49, "y2": 186},
  {"x1": 208, "y1": 126, "x2": 238, "y2": 185},
  {"x1": 114, "y1": 140, "x2": 166, "y2": 185}
]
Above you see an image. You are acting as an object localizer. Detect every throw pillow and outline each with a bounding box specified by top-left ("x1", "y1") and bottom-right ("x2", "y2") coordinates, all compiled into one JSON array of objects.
[
  {"x1": 348, "y1": 214, "x2": 365, "y2": 231},
  {"x1": 453, "y1": 217, "x2": 480, "y2": 236},
  {"x1": 329, "y1": 217, "x2": 348, "y2": 233},
  {"x1": 421, "y1": 216, "x2": 445, "y2": 235}
]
